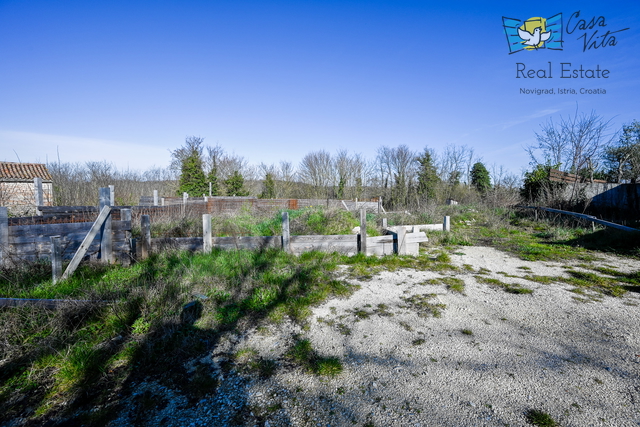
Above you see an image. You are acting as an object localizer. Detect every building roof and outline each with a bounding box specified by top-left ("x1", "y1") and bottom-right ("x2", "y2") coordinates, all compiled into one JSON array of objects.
[{"x1": 0, "y1": 162, "x2": 53, "y2": 182}]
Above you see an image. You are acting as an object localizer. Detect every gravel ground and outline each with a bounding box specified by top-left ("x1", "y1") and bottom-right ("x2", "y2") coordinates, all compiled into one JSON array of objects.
[{"x1": 107, "y1": 247, "x2": 640, "y2": 427}]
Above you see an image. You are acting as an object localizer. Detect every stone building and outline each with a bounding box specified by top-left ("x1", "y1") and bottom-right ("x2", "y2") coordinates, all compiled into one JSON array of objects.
[{"x1": 0, "y1": 162, "x2": 54, "y2": 216}]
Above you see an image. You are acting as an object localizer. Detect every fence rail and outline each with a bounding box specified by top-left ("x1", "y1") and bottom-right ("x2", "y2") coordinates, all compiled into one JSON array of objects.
[{"x1": 518, "y1": 206, "x2": 639, "y2": 232}]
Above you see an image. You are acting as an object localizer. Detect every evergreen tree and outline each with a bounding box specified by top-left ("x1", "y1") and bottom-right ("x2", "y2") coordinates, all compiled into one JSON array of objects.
[
  {"x1": 177, "y1": 148, "x2": 207, "y2": 196},
  {"x1": 416, "y1": 148, "x2": 440, "y2": 200},
  {"x1": 336, "y1": 176, "x2": 346, "y2": 199},
  {"x1": 225, "y1": 170, "x2": 249, "y2": 196},
  {"x1": 470, "y1": 162, "x2": 491, "y2": 194},
  {"x1": 260, "y1": 172, "x2": 276, "y2": 199},
  {"x1": 207, "y1": 166, "x2": 219, "y2": 196}
]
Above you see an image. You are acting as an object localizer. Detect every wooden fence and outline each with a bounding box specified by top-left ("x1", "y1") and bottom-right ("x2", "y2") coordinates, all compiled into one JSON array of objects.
[{"x1": 549, "y1": 169, "x2": 607, "y2": 184}]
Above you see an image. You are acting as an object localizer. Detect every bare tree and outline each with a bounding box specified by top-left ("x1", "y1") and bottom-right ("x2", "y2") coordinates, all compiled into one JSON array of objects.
[
  {"x1": 439, "y1": 144, "x2": 476, "y2": 185},
  {"x1": 603, "y1": 120, "x2": 640, "y2": 183},
  {"x1": 278, "y1": 161, "x2": 297, "y2": 198},
  {"x1": 298, "y1": 150, "x2": 334, "y2": 197},
  {"x1": 170, "y1": 136, "x2": 205, "y2": 173},
  {"x1": 47, "y1": 161, "x2": 178, "y2": 206},
  {"x1": 351, "y1": 153, "x2": 374, "y2": 200},
  {"x1": 527, "y1": 108, "x2": 614, "y2": 180},
  {"x1": 374, "y1": 145, "x2": 418, "y2": 208},
  {"x1": 334, "y1": 150, "x2": 352, "y2": 199}
]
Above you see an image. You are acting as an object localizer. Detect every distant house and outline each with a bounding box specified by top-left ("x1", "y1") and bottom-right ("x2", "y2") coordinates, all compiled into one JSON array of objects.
[{"x1": 0, "y1": 162, "x2": 54, "y2": 216}]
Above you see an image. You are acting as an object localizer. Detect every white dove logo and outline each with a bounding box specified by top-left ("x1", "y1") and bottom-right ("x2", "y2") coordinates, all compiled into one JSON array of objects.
[
  {"x1": 502, "y1": 14, "x2": 563, "y2": 54},
  {"x1": 518, "y1": 26, "x2": 551, "y2": 47}
]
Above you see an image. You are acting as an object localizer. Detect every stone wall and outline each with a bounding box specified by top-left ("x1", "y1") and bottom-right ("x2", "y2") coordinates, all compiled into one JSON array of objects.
[{"x1": 0, "y1": 181, "x2": 53, "y2": 216}]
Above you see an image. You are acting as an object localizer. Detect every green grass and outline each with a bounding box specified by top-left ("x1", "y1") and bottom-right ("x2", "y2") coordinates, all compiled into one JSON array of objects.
[
  {"x1": 143, "y1": 206, "x2": 365, "y2": 239},
  {"x1": 525, "y1": 409, "x2": 559, "y2": 427},
  {"x1": 287, "y1": 338, "x2": 343, "y2": 377},
  {"x1": 0, "y1": 248, "x2": 356, "y2": 424},
  {"x1": 474, "y1": 276, "x2": 533, "y2": 294},
  {"x1": 558, "y1": 270, "x2": 628, "y2": 297},
  {"x1": 423, "y1": 276, "x2": 466, "y2": 294},
  {"x1": 400, "y1": 293, "x2": 446, "y2": 318}
]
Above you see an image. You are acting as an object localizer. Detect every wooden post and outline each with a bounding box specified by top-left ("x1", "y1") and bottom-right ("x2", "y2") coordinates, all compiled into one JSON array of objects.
[
  {"x1": 153, "y1": 190, "x2": 158, "y2": 206},
  {"x1": 50, "y1": 236, "x2": 62, "y2": 284},
  {"x1": 443, "y1": 216, "x2": 451, "y2": 232},
  {"x1": 0, "y1": 207, "x2": 8, "y2": 267},
  {"x1": 359, "y1": 208, "x2": 367, "y2": 255},
  {"x1": 34, "y1": 177, "x2": 43, "y2": 215},
  {"x1": 378, "y1": 197, "x2": 381, "y2": 214},
  {"x1": 99, "y1": 187, "x2": 113, "y2": 263},
  {"x1": 203, "y1": 214, "x2": 212, "y2": 253},
  {"x1": 121, "y1": 208, "x2": 132, "y2": 265},
  {"x1": 61, "y1": 205, "x2": 111, "y2": 281},
  {"x1": 282, "y1": 211, "x2": 290, "y2": 253},
  {"x1": 109, "y1": 185, "x2": 115, "y2": 206},
  {"x1": 141, "y1": 215, "x2": 151, "y2": 259},
  {"x1": 397, "y1": 226, "x2": 407, "y2": 255}
]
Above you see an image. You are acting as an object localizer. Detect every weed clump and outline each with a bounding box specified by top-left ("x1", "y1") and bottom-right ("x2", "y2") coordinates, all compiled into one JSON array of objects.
[
  {"x1": 474, "y1": 276, "x2": 533, "y2": 295},
  {"x1": 400, "y1": 294, "x2": 446, "y2": 318},
  {"x1": 525, "y1": 409, "x2": 558, "y2": 426},
  {"x1": 287, "y1": 338, "x2": 343, "y2": 377}
]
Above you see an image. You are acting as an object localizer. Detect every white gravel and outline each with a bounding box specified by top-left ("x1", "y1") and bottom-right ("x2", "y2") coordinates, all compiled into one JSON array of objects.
[{"x1": 108, "y1": 246, "x2": 640, "y2": 427}]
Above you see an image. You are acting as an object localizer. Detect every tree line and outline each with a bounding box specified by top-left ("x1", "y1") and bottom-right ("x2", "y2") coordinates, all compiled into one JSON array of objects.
[
  {"x1": 45, "y1": 108, "x2": 639, "y2": 209},
  {"x1": 170, "y1": 137, "x2": 518, "y2": 210}
]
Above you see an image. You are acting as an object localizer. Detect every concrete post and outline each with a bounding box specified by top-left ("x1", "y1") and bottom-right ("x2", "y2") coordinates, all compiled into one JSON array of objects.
[
  {"x1": 397, "y1": 226, "x2": 407, "y2": 255},
  {"x1": 50, "y1": 236, "x2": 62, "y2": 283},
  {"x1": 34, "y1": 177, "x2": 43, "y2": 215},
  {"x1": 141, "y1": 215, "x2": 151, "y2": 259},
  {"x1": 0, "y1": 207, "x2": 8, "y2": 267},
  {"x1": 99, "y1": 187, "x2": 113, "y2": 263},
  {"x1": 444, "y1": 216, "x2": 451, "y2": 232},
  {"x1": 282, "y1": 211, "x2": 290, "y2": 253},
  {"x1": 121, "y1": 208, "x2": 132, "y2": 265},
  {"x1": 359, "y1": 208, "x2": 367, "y2": 255},
  {"x1": 203, "y1": 214, "x2": 212, "y2": 253}
]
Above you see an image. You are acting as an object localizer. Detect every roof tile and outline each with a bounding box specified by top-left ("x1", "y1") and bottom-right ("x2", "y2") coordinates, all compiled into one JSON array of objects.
[{"x1": 0, "y1": 162, "x2": 53, "y2": 181}]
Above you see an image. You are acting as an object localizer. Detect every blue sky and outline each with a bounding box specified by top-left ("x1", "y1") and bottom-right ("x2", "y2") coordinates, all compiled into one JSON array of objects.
[{"x1": 1, "y1": 0, "x2": 639, "y2": 177}]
